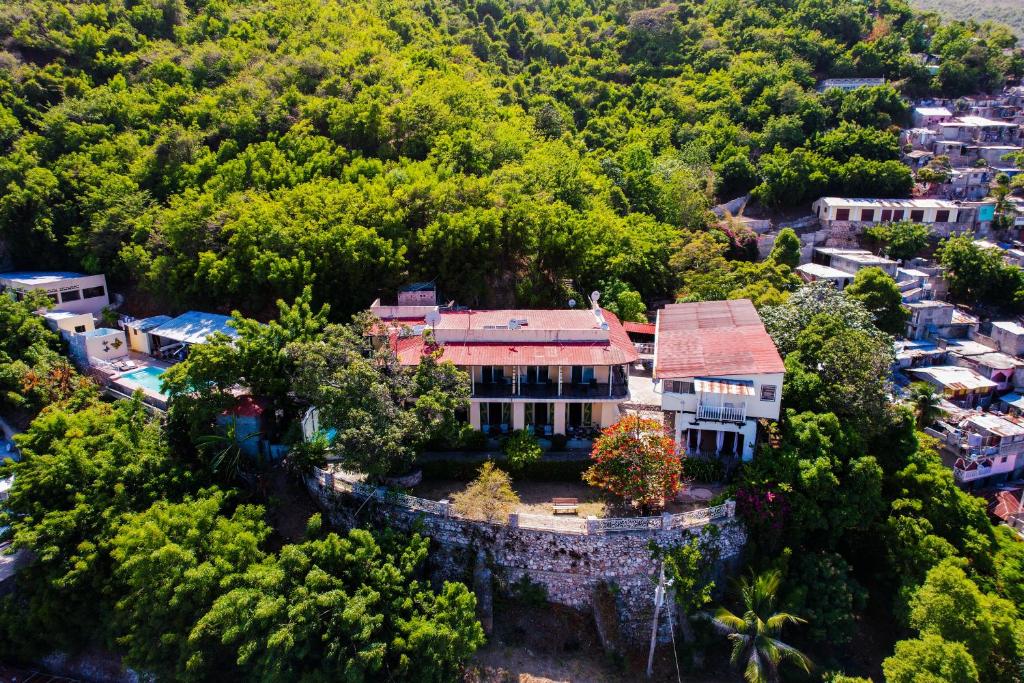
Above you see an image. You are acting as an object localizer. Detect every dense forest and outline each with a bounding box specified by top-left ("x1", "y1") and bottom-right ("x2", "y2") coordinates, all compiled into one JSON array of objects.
[
  {"x1": 0, "y1": 0, "x2": 1020, "y2": 315},
  {"x1": 915, "y1": 0, "x2": 1024, "y2": 39}
]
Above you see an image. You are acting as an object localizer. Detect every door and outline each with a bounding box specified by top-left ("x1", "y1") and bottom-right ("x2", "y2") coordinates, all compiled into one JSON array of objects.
[{"x1": 568, "y1": 403, "x2": 582, "y2": 427}]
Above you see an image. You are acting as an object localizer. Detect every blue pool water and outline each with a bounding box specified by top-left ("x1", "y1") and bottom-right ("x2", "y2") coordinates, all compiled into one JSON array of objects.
[{"x1": 121, "y1": 366, "x2": 167, "y2": 394}]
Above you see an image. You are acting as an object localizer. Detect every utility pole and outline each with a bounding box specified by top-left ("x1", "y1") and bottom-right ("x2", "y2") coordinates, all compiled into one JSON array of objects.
[{"x1": 646, "y1": 563, "x2": 667, "y2": 678}]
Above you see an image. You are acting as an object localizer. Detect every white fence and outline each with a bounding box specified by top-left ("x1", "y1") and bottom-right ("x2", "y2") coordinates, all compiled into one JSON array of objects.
[{"x1": 309, "y1": 467, "x2": 736, "y2": 536}]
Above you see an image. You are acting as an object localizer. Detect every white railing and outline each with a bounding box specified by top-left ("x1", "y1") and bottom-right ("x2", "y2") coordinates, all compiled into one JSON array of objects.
[
  {"x1": 665, "y1": 500, "x2": 736, "y2": 529},
  {"x1": 634, "y1": 342, "x2": 655, "y2": 355},
  {"x1": 587, "y1": 516, "x2": 664, "y2": 534},
  {"x1": 308, "y1": 466, "x2": 736, "y2": 535},
  {"x1": 697, "y1": 403, "x2": 746, "y2": 423}
]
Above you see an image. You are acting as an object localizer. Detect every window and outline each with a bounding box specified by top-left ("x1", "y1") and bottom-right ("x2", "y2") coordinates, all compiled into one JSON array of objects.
[
  {"x1": 910, "y1": 210, "x2": 925, "y2": 222},
  {"x1": 860, "y1": 209, "x2": 875, "y2": 222},
  {"x1": 760, "y1": 385, "x2": 777, "y2": 402},
  {"x1": 892, "y1": 210, "x2": 904, "y2": 220},
  {"x1": 881, "y1": 209, "x2": 893, "y2": 221},
  {"x1": 81, "y1": 285, "x2": 106, "y2": 299},
  {"x1": 1000, "y1": 456, "x2": 1008, "y2": 463},
  {"x1": 60, "y1": 289, "x2": 81, "y2": 302},
  {"x1": 74, "y1": 325, "x2": 86, "y2": 333},
  {"x1": 666, "y1": 380, "x2": 695, "y2": 394},
  {"x1": 47, "y1": 293, "x2": 58, "y2": 304},
  {"x1": 935, "y1": 210, "x2": 950, "y2": 223},
  {"x1": 835, "y1": 208, "x2": 850, "y2": 221},
  {"x1": 582, "y1": 366, "x2": 596, "y2": 383}
]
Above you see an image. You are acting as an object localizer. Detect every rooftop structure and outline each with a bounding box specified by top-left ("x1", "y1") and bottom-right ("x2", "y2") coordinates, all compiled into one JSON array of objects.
[{"x1": 0, "y1": 271, "x2": 109, "y2": 316}]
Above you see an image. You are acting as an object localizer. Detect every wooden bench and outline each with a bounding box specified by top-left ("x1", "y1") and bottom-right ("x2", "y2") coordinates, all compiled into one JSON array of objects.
[{"x1": 551, "y1": 497, "x2": 579, "y2": 515}]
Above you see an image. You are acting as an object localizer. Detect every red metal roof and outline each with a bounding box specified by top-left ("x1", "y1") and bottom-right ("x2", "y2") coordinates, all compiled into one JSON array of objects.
[
  {"x1": 654, "y1": 300, "x2": 784, "y2": 379},
  {"x1": 393, "y1": 309, "x2": 639, "y2": 366},
  {"x1": 623, "y1": 321, "x2": 656, "y2": 335},
  {"x1": 990, "y1": 489, "x2": 1023, "y2": 521}
]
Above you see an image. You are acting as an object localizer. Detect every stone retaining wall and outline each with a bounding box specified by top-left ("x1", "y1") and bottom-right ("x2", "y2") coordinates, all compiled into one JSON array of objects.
[{"x1": 306, "y1": 477, "x2": 746, "y2": 644}]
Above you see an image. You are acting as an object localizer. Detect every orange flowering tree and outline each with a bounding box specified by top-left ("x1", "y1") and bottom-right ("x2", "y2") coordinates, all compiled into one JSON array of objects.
[{"x1": 583, "y1": 415, "x2": 680, "y2": 513}]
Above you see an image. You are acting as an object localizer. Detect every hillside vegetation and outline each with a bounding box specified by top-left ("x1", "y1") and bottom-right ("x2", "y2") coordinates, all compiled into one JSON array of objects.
[
  {"x1": 0, "y1": 0, "x2": 1019, "y2": 316},
  {"x1": 916, "y1": 0, "x2": 1024, "y2": 38}
]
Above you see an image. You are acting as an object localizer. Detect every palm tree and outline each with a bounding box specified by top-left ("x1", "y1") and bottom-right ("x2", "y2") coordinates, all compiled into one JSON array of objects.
[
  {"x1": 908, "y1": 382, "x2": 943, "y2": 428},
  {"x1": 708, "y1": 570, "x2": 811, "y2": 683}
]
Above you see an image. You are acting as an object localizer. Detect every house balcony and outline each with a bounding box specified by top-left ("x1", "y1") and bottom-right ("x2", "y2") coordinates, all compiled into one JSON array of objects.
[
  {"x1": 473, "y1": 381, "x2": 629, "y2": 400},
  {"x1": 696, "y1": 402, "x2": 747, "y2": 424}
]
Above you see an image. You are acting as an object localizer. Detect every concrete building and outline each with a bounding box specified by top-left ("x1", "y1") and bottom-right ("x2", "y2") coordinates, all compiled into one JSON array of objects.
[
  {"x1": 39, "y1": 310, "x2": 95, "y2": 339},
  {"x1": 945, "y1": 413, "x2": 1024, "y2": 487},
  {"x1": 0, "y1": 271, "x2": 109, "y2": 316},
  {"x1": 811, "y1": 248, "x2": 898, "y2": 278},
  {"x1": 904, "y1": 300, "x2": 979, "y2": 340},
  {"x1": 811, "y1": 197, "x2": 970, "y2": 234},
  {"x1": 654, "y1": 300, "x2": 784, "y2": 463},
  {"x1": 909, "y1": 365, "x2": 997, "y2": 408},
  {"x1": 912, "y1": 106, "x2": 954, "y2": 129},
  {"x1": 991, "y1": 321, "x2": 1024, "y2": 357},
  {"x1": 795, "y1": 263, "x2": 854, "y2": 290}
]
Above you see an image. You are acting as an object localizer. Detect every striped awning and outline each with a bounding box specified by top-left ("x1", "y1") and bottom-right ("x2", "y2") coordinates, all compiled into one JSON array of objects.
[{"x1": 694, "y1": 378, "x2": 755, "y2": 396}]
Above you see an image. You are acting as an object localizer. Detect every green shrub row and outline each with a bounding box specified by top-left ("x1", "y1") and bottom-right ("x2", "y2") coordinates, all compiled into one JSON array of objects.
[{"x1": 419, "y1": 458, "x2": 589, "y2": 483}]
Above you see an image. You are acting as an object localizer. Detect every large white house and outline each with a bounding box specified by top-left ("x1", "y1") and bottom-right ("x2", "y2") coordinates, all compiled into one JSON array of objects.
[
  {"x1": 0, "y1": 271, "x2": 109, "y2": 316},
  {"x1": 653, "y1": 300, "x2": 784, "y2": 462}
]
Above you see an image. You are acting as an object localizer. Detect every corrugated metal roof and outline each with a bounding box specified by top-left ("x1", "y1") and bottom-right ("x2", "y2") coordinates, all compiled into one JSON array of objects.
[
  {"x1": 394, "y1": 309, "x2": 638, "y2": 366},
  {"x1": 654, "y1": 300, "x2": 784, "y2": 379},
  {"x1": 623, "y1": 321, "x2": 656, "y2": 335},
  {"x1": 148, "y1": 311, "x2": 238, "y2": 344}
]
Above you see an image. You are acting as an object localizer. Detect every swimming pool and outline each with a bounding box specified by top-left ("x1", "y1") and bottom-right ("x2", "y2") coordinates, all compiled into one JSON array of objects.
[{"x1": 120, "y1": 366, "x2": 167, "y2": 395}]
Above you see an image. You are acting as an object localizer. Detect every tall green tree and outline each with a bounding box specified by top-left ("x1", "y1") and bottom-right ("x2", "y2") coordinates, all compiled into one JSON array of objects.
[
  {"x1": 190, "y1": 529, "x2": 485, "y2": 681},
  {"x1": 110, "y1": 490, "x2": 270, "y2": 680},
  {"x1": 844, "y1": 267, "x2": 908, "y2": 337}
]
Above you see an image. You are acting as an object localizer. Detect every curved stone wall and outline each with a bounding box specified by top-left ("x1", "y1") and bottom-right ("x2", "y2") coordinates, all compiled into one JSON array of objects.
[{"x1": 305, "y1": 476, "x2": 746, "y2": 644}]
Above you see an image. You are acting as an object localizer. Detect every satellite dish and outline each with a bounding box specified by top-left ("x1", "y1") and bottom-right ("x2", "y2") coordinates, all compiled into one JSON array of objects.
[
  {"x1": 568, "y1": 299, "x2": 577, "y2": 308},
  {"x1": 508, "y1": 319, "x2": 520, "y2": 330},
  {"x1": 590, "y1": 291, "x2": 601, "y2": 303},
  {"x1": 425, "y1": 310, "x2": 441, "y2": 327}
]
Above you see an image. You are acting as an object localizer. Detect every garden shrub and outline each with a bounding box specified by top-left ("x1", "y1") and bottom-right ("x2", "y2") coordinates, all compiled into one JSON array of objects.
[
  {"x1": 451, "y1": 462, "x2": 520, "y2": 522},
  {"x1": 681, "y1": 456, "x2": 725, "y2": 483},
  {"x1": 503, "y1": 430, "x2": 542, "y2": 470}
]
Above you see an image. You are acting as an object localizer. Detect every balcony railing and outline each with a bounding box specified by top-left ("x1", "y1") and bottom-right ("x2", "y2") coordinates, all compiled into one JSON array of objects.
[
  {"x1": 473, "y1": 381, "x2": 628, "y2": 400},
  {"x1": 696, "y1": 403, "x2": 746, "y2": 423}
]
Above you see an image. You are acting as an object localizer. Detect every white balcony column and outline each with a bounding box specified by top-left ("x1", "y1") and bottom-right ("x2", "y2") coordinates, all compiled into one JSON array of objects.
[
  {"x1": 512, "y1": 402, "x2": 525, "y2": 431},
  {"x1": 553, "y1": 400, "x2": 566, "y2": 435},
  {"x1": 558, "y1": 366, "x2": 563, "y2": 396},
  {"x1": 740, "y1": 420, "x2": 757, "y2": 462},
  {"x1": 469, "y1": 401, "x2": 481, "y2": 430}
]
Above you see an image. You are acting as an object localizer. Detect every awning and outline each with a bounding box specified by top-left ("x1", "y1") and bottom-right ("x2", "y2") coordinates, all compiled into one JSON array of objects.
[{"x1": 694, "y1": 378, "x2": 755, "y2": 396}]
